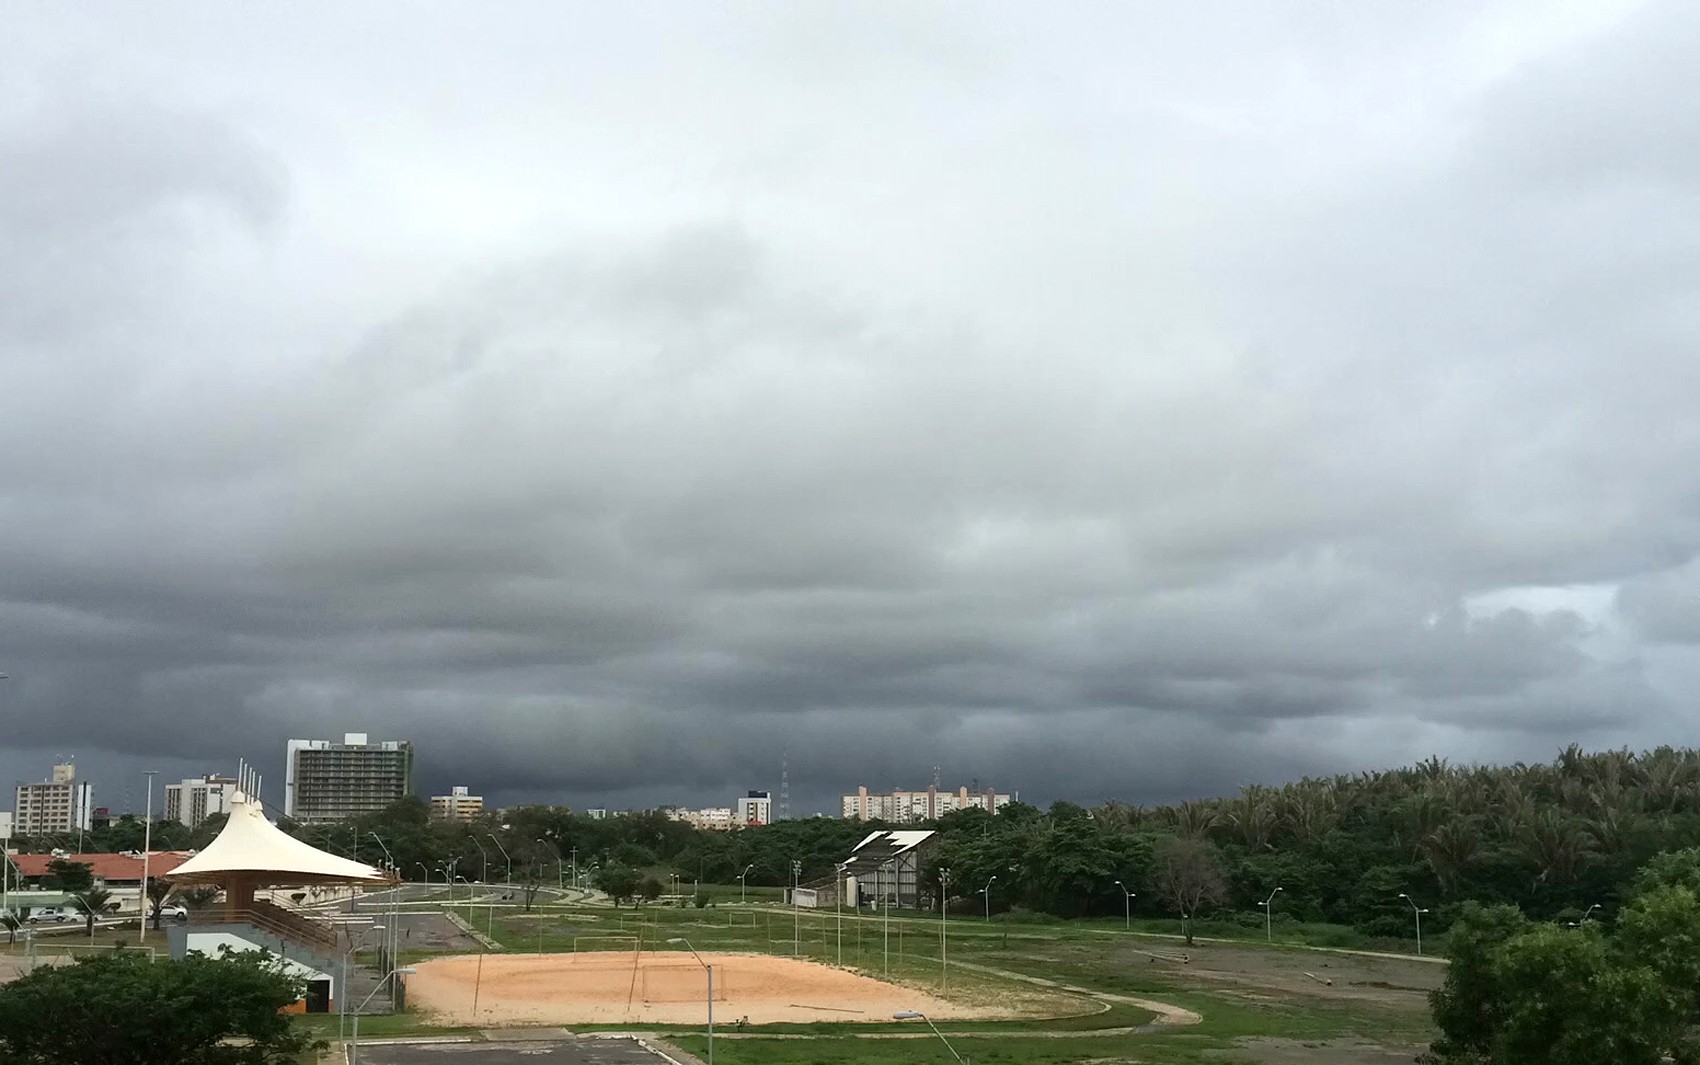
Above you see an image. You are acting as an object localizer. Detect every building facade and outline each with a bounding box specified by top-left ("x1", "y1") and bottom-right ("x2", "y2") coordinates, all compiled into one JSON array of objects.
[
  {"x1": 164, "y1": 775, "x2": 238, "y2": 829},
  {"x1": 666, "y1": 806, "x2": 735, "y2": 830},
  {"x1": 284, "y1": 734, "x2": 413, "y2": 823},
  {"x1": 840, "y1": 784, "x2": 1013, "y2": 823},
  {"x1": 738, "y1": 790, "x2": 772, "y2": 827},
  {"x1": 15, "y1": 763, "x2": 93, "y2": 835},
  {"x1": 430, "y1": 786, "x2": 484, "y2": 822}
]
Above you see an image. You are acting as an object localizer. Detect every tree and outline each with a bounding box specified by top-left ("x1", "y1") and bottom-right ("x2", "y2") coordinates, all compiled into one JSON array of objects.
[
  {"x1": 0, "y1": 913, "x2": 17, "y2": 945},
  {"x1": 43, "y1": 859, "x2": 93, "y2": 894},
  {"x1": 595, "y1": 865, "x2": 640, "y2": 908},
  {"x1": 639, "y1": 876, "x2": 663, "y2": 905},
  {"x1": 180, "y1": 887, "x2": 220, "y2": 913},
  {"x1": 1152, "y1": 836, "x2": 1227, "y2": 945},
  {"x1": 1423, "y1": 903, "x2": 1530, "y2": 1061},
  {"x1": 146, "y1": 878, "x2": 175, "y2": 931},
  {"x1": 70, "y1": 888, "x2": 114, "y2": 938},
  {"x1": 0, "y1": 949, "x2": 320, "y2": 1064}
]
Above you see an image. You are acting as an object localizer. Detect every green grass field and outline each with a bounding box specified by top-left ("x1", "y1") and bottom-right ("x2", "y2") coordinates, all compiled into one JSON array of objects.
[{"x1": 321, "y1": 887, "x2": 1440, "y2": 1065}]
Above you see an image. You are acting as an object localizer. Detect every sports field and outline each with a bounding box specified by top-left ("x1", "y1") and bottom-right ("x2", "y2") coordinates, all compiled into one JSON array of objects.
[{"x1": 408, "y1": 949, "x2": 1024, "y2": 1025}]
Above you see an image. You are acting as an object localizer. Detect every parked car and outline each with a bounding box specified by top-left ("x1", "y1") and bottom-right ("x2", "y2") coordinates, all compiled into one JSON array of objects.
[
  {"x1": 156, "y1": 904, "x2": 188, "y2": 921},
  {"x1": 27, "y1": 907, "x2": 74, "y2": 924}
]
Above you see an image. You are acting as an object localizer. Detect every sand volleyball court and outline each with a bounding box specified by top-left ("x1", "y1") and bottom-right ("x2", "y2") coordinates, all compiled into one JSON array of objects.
[{"x1": 407, "y1": 950, "x2": 999, "y2": 1026}]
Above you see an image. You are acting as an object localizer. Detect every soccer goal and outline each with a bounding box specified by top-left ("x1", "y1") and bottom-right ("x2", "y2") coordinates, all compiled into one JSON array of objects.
[
  {"x1": 572, "y1": 935, "x2": 642, "y2": 954},
  {"x1": 640, "y1": 963, "x2": 727, "y2": 1002}
]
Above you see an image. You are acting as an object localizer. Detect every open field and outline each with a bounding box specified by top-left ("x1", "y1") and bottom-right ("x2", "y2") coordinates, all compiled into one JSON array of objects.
[{"x1": 407, "y1": 949, "x2": 1057, "y2": 1026}]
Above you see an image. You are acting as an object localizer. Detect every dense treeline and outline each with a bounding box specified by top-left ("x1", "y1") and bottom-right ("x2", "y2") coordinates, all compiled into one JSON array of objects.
[{"x1": 17, "y1": 744, "x2": 1696, "y2": 941}]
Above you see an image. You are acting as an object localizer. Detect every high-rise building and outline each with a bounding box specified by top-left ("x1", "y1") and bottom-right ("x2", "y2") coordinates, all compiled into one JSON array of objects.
[
  {"x1": 15, "y1": 762, "x2": 94, "y2": 835},
  {"x1": 738, "y1": 790, "x2": 772, "y2": 827},
  {"x1": 841, "y1": 784, "x2": 1013, "y2": 823},
  {"x1": 429, "y1": 786, "x2": 484, "y2": 823},
  {"x1": 284, "y1": 734, "x2": 413, "y2": 823},
  {"x1": 163, "y1": 775, "x2": 238, "y2": 829}
]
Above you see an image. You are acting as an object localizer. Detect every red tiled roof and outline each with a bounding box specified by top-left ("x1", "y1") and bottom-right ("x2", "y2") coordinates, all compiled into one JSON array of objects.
[{"x1": 10, "y1": 852, "x2": 193, "y2": 883}]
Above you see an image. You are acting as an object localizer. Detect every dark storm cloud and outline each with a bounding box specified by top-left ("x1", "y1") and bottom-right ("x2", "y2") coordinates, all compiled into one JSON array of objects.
[{"x1": 1, "y1": 2, "x2": 1697, "y2": 814}]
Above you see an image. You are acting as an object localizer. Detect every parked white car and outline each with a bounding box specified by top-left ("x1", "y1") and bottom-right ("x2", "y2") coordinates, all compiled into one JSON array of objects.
[
  {"x1": 156, "y1": 904, "x2": 188, "y2": 921},
  {"x1": 27, "y1": 906, "x2": 74, "y2": 924}
]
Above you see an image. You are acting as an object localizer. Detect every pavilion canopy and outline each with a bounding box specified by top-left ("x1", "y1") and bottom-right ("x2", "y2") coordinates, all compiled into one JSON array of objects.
[{"x1": 166, "y1": 794, "x2": 392, "y2": 887}]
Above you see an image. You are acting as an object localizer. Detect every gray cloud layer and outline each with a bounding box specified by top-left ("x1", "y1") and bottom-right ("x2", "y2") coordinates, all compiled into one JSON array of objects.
[{"x1": 2, "y1": 2, "x2": 1698, "y2": 813}]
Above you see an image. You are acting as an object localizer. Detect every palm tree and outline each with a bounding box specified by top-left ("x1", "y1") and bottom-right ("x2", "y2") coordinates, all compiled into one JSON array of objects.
[
  {"x1": 180, "y1": 886, "x2": 220, "y2": 913},
  {"x1": 146, "y1": 878, "x2": 175, "y2": 930},
  {"x1": 71, "y1": 887, "x2": 114, "y2": 938}
]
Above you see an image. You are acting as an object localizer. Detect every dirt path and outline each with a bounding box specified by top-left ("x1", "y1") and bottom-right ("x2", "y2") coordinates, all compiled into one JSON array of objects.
[{"x1": 951, "y1": 959, "x2": 1203, "y2": 1027}]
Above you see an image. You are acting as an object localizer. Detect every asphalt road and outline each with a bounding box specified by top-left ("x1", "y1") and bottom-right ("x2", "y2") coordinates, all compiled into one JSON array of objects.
[{"x1": 351, "y1": 1038, "x2": 681, "y2": 1064}]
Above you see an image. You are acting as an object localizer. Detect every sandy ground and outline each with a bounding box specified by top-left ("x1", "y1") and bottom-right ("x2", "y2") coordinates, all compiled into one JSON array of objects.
[{"x1": 408, "y1": 950, "x2": 1004, "y2": 1026}]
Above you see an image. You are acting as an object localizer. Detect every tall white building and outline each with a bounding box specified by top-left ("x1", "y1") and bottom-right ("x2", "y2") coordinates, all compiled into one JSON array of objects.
[
  {"x1": 284, "y1": 734, "x2": 413, "y2": 823},
  {"x1": 430, "y1": 786, "x2": 484, "y2": 822},
  {"x1": 738, "y1": 790, "x2": 772, "y2": 827},
  {"x1": 841, "y1": 784, "x2": 1013, "y2": 823},
  {"x1": 163, "y1": 775, "x2": 238, "y2": 829},
  {"x1": 15, "y1": 763, "x2": 93, "y2": 835}
]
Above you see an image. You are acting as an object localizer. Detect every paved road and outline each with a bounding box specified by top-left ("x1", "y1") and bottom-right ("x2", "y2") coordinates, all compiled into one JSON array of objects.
[{"x1": 350, "y1": 1038, "x2": 683, "y2": 1064}]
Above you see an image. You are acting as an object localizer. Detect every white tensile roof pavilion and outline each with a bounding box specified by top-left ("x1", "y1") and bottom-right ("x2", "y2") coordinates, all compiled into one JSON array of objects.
[{"x1": 168, "y1": 792, "x2": 392, "y2": 917}]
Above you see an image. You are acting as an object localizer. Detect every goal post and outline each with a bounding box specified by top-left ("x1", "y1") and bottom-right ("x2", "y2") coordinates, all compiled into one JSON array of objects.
[{"x1": 572, "y1": 935, "x2": 642, "y2": 954}]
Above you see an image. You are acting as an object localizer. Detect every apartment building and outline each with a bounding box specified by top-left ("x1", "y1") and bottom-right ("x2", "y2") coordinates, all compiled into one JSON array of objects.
[
  {"x1": 840, "y1": 784, "x2": 1013, "y2": 823},
  {"x1": 284, "y1": 734, "x2": 413, "y2": 823},
  {"x1": 430, "y1": 786, "x2": 484, "y2": 822},
  {"x1": 163, "y1": 774, "x2": 238, "y2": 829},
  {"x1": 15, "y1": 763, "x2": 94, "y2": 835},
  {"x1": 738, "y1": 790, "x2": 772, "y2": 826}
]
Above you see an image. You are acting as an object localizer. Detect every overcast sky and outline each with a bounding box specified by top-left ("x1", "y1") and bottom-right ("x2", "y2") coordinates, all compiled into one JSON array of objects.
[{"x1": 3, "y1": 1, "x2": 1699, "y2": 817}]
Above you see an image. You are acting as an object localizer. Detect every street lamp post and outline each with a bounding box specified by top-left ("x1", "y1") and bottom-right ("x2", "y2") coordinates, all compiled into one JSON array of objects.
[
  {"x1": 980, "y1": 874, "x2": 998, "y2": 922},
  {"x1": 349, "y1": 967, "x2": 417, "y2": 1065},
  {"x1": 1398, "y1": 893, "x2": 1429, "y2": 956},
  {"x1": 470, "y1": 837, "x2": 490, "y2": 884},
  {"x1": 836, "y1": 862, "x2": 849, "y2": 965},
  {"x1": 138, "y1": 771, "x2": 157, "y2": 944},
  {"x1": 1113, "y1": 880, "x2": 1134, "y2": 930},
  {"x1": 938, "y1": 867, "x2": 951, "y2": 993},
  {"x1": 882, "y1": 859, "x2": 894, "y2": 975},
  {"x1": 368, "y1": 833, "x2": 398, "y2": 983},
  {"x1": 894, "y1": 1010, "x2": 967, "y2": 1064},
  {"x1": 1260, "y1": 886, "x2": 1283, "y2": 944},
  {"x1": 1582, "y1": 903, "x2": 1602, "y2": 924},
  {"x1": 668, "y1": 937, "x2": 715, "y2": 1064},
  {"x1": 488, "y1": 835, "x2": 512, "y2": 885},
  {"x1": 790, "y1": 860, "x2": 802, "y2": 956},
  {"x1": 739, "y1": 864, "x2": 754, "y2": 904},
  {"x1": 571, "y1": 847, "x2": 578, "y2": 891}
]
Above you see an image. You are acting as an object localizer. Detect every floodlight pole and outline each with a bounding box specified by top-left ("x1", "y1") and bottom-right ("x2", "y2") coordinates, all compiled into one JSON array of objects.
[
  {"x1": 1260, "y1": 886, "x2": 1283, "y2": 944},
  {"x1": 981, "y1": 874, "x2": 997, "y2": 922},
  {"x1": 138, "y1": 771, "x2": 157, "y2": 944},
  {"x1": 470, "y1": 837, "x2": 490, "y2": 884},
  {"x1": 790, "y1": 859, "x2": 802, "y2": 956},
  {"x1": 1398, "y1": 893, "x2": 1428, "y2": 955},
  {"x1": 739, "y1": 864, "x2": 753, "y2": 904},
  {"x1": 668, "y1": 937, "x2": 714, "y2": 1064},
  {"x1": 882, "y1": 859, "x2": 894, "y2": 975},
  {"x1": 939, "y1": 866, "x2": 951, "y2": 993}
]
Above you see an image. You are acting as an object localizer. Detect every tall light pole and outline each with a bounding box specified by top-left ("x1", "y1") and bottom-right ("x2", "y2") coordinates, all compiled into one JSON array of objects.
[
  {"x1": 1582, "y1": 903, "x2": 1602, "y2": 924},
  {"x1": 739, "y1": 864, "x2": 753, "y2": 904},
  {"x1": 368, "y1": 833, "x2": 398, "y2": 986},
  {"x1": 790, "y1": 859, "x2": 802, "y2": 956},
  {"x1": 882, "y1": 859, "x2": 894, "y2": 975},
  {"x1": 138, "y1": 771, "x2": 157, "y2": 944},
  {"x1": 470, "y1": 837, "x2": 490, "y2": 884},
  {"x1": 488, "y1": 835, "x2": 512, "y2": 885},
  {"x1": 349, "y1": 967, "x2": 416, "y2": 1065},
  {"x1": 938, "y1": 866, "x2": 951, "y2": 993},
  {"x1": 1113, "y1": 880, "x2": 1133, "y2": 930},
  {"x1": 836, "y1": 862, "x2": 848, "y2": 965},
  {"x1": 570, "y1": 847, "x2": 578, "y2": 891},
  {"x1": 668, "y1": 937, "x2": 714, "y2": 1064},
  {"x1": 1260, "y1": 886, "x2": 1283, "y2": 944},
  {"x1": 894, "y1": 1010, "x2": 966, "y2": 1064},
  {"x1": 1398, "y1": 893, "x2": 1428, "y2": 956},
  {"x1": 981, "y1": 875, "x2": 998, "y2": 922}
]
